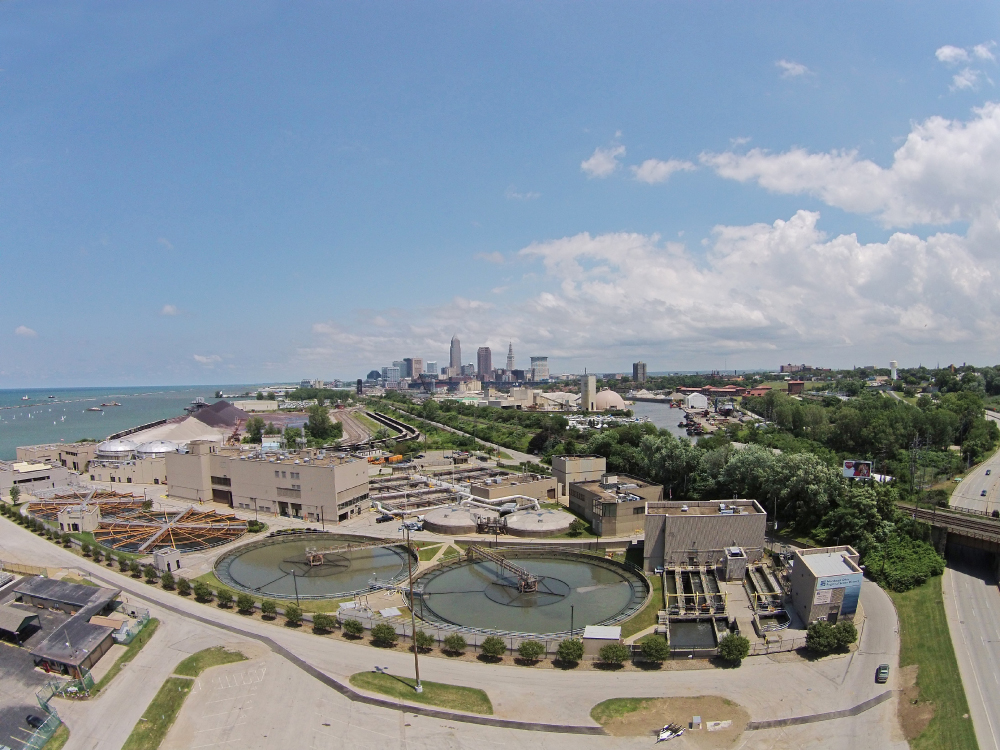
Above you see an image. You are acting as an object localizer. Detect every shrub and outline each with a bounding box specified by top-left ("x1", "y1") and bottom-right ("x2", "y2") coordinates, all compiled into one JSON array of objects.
[
  {"x1": 834, "y1": 621, "x2": 858, "y2": 648},
  {"x1": 568, "y1": 519, "x2": 586, "y2": 537},
  {"x1": 236, "y1": 593, "x2": 255, "y2": 613},
  {"x1": 217, "y1": 589, "x2": 234, "y2": 608},
  {"x1": 177, "y1": 577, "x2": 191, "y2": 596},
  {"x1": 371, "y1": 623, "x2": 398, "y2": 646},
  {"x1": 143, "y1": 565, "x2": 159, "y2": 583},
  {"x1": 480, "y1": 636, "x2": 506, "y2": 660},
  {"x1": 517, "y1": 640, "x2": 544, "y2": 662},
  {"x1": 92, "y1": 548, "x2": 103, "y2": 563},
  {"x1": 261, "y1": 599, "x2": 277, "y2": 618},
  {"x1": 413, "y1": 629, "x2": 435, "y2": 652},
  {"x1": 598, "y1": 642, "x2": 631, "y2": 666},
  {"x1": 247, "y1": 520, "x2": 266, "y2": 533},
  {"x1": 864, "y1": 534, "x2": 945, "y2": 592},
  {"x1": 556, "y1": 638, "x2": 584, "y2": 664},
  {"x1": 62, "y1": 534, "x2": 72, "y2": 548},
  {"x1": 312, "y1": 613, "x2": 336, "y2": 632},
  {"x1": 160, "y1": 571, "x2": 176, "y2": 590},
  {"x1": 284, "y1": 603, "x2": 303, "y2": 625},
  {"x1": 193, "y1": 582, "x2": 214, "y2": 602},
  {"x1": 442, "y1": 633, "x2": 467, "y2": 653},
  {"x1": 806, "y1": 621, "x2": 841, "y2": 655},
  {"x1": 81, "y1": 542, "x2": 91, "y2": 557},
  {"x1": 640, "y1": 636, "x2": 669, "y2": 663},
  {"x1": 342, "y1": 618, "x2": 364, "y2": 638},
  {"x1": 119, "y1": 556, "x2": 131, "y2": 573},
  {"x1": 717, "y1": 634, "x2": 750, "y2": 665},
  {"x1": 130, "y1": 561, "x2": 142, "y2": 578}
]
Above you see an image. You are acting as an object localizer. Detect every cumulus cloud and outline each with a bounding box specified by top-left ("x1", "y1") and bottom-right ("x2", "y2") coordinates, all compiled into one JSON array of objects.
[
  {"x1": 581, "y1": 144, "x2": 626, "y2": 178},
  {"x1": 14, "y1": 325, "x2": 36, "y2": 337},
  {"x1": 936, "y1": 45, "x2": 970, "y2": 64},
  {"x1": 160, "y1": 304, "x2": 178, "y2": 316},
  {"x1": 974, "y1": 42, "x2": 997, "y2": 62},
  {"x1": 476, "y1": 251, "x2": 505, "y2": 264},
  {"x1": 935, "y1": 43, "x2": 996, "y2": 92},
  {"x1": 701, "y1": 102, "x2": 1000, "y2": 230},
  {"x1": 951, "y1": 68, "x2": 983, "y2": 91},
  {"x1": 776, "y1": 59, "x2": 810, "y2": 78},
  {"x1": 193, "y1": 354, "x2": 222, "y2": 365},
  {"x1": 631, "y1": 158, "x2": 696, "y2": 184},
  {"x1": 505, "y1": 186, "x2": 540, "y2": 200}
]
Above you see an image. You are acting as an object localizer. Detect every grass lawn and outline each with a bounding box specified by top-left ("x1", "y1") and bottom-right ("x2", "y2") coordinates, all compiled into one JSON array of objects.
[
  {"x1": 46, "y1": 723, "x2": 70, "y2": 750},
  {"x1": 121, "y1": 677, "x2": 194, "y2": 750},
  {"x1": 93, "y1": 618, "x2": 160, "y2": 694},
  {"x1": 590, "y1": 697, "x2": 657, "y2": 725},
  {"x1": 620, "y1": 574, "x2": 663, "y2": 639},
  {"x1": 174, "y1": 646, "x2": 247, "y2": 677},
  {"x1": 349, "y1": 671, "x2": 493, "y2": 715},
  {"x1": 417, "y1": 544, "x2": 442, "y2": 561},
  {"x1": 890, "y1": 576, "x2": 978, "y2": 750}
]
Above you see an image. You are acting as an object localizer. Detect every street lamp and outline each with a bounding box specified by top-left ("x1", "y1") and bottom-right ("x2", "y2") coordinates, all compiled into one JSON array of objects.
[{"x1": 404, "y1": 524, "x2": 423, "y2": 693}]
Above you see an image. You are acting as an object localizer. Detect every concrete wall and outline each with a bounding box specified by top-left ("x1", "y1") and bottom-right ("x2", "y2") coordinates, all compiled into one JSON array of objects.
[
  {"x1": 552, "y1": 455, "x2": 606, "y2": 497},
  {"x1": 0, "y1": 463, "x2": 71, "y2": 496},
  {"x1": 88, "y1": 456, "x2": 167, "y2": 485},
  {"x1": 470, "y1": 475, "x2": 556, "y2": 501},
  {"x1": 569, "y1": 477, "x2": 663, "y2": 537}
]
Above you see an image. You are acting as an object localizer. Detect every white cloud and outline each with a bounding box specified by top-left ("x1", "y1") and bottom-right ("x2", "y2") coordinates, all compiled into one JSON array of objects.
[
  {"x1": 730, "y1": 136, "x2": 752, "y2": 147},
  {"x1": 14, "y1": 325, "x2": 36, "y2": 338},
  {"x1": 157, "y1": 237, "x2": 174, "y2": 250},
  {"x1": 193, "y1": 354, "x2": 222, "y2": 365},
  {"x1": 160, "y1": 304, "x2": 178, "y2": 316},
  {"x1": 701, "y1": 102, "x2": 1000, "y2": 229},
  {"x1": 581, "y1": 144, "x2": 626, "y2": 178},
  {"x1": 776, "y1": 60, "x2": 809, "y2": 78},
  {"x1": 476, "y1": 251, "x2": 505, "y2": 264},
  {"x1": 936, "y1": 45, "x2": 970, "y2": 64},
  {"x1": 631, "y1": 158, "x2": 696, "y2": 184},
  {"x1": 505, "y1": 186, "x2": 540, "y2": 200},
  {"x1": 951, "y1": 68, "x2": 980, "y2": 90},
  {"x1": 974, "y1": 42, "x2": 997, "y2": 61}
]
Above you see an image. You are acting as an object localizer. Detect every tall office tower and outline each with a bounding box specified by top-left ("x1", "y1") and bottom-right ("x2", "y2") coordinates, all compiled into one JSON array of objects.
[
  {"x1": 581, "y1": 373, "x2": 597, "y2": 411},
  {"x1": 477, "y1": 347, "x2": 492, "y2": 380},
  {"x1": 632, "y1": 361, "x2": 647, "y2": 383},
  {"x1": 530, "y1": 356, "x2": 549, "y2": 382},
  {"x1": 381, "y1": 366, "x2": 400, "y2": 385},
  {"x1": 450, "y1": 335, "x2": 462, "y2": 371},
  {"x1": 506, "y1": 342, "x2": 515, "y2": 371},
  {"x1": 393, "y1": 360, "x2": 406, "y2": 378},
  {"x1": 402, "y1": 358, "x2": 414, "y2": 379},
  {"x1": 410, "y1": 358, "x2": 424, "y2": 378},
  {"x1": 426, "y1": 362, "x2": 438, "y2": 379}
]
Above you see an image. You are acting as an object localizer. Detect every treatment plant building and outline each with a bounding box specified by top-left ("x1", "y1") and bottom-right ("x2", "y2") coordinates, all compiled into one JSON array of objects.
[
  {"x1": 789, "y1": 545, "x2": 863, "y2": 624},
  {"x1": 643, "y1": 499, "x2": 767, "y2": 573},
  {"x1": 569, "y1": 473, "x2": 664, "y2": 537},
  {"x1": 166, "y1": 441, "x2": 369, "y2": 523}
]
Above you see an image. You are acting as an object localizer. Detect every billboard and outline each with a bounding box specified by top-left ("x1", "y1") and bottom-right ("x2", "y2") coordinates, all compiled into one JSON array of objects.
[{"x1": 843, "y1": 460, "x2": 872, "y2": 479}]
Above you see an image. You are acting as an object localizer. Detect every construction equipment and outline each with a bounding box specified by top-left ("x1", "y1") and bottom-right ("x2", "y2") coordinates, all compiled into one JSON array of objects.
[{"x1": 466, "y1": 545, "x2": 538, "y2": 593}]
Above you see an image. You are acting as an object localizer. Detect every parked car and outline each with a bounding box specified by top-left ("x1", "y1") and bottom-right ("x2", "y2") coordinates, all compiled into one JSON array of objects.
[
  {"x1": 375, "y1": 513, "x2": 394, "y2": 523},
  {"x1": 25, "y1": 715, "x2": 45, "y2": 729},
  {"x1": 987, "y1": 469, "x2": 992, "y2": 475},
  {"x1": 982, "y1": 490, "x2": 988, "y2": 497},
  {"x1": 875, "y1": 664, "x2": 890, "y2": 683}
]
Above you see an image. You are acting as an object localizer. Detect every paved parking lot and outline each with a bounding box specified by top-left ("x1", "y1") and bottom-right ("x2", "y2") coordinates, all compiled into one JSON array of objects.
[{"x1": 0, "y1": 643, "x2": 49, "y2": 750}]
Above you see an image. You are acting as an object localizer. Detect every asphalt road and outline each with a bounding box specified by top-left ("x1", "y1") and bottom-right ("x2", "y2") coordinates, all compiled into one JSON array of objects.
[
  {"x1": 944, "y1": 560, "x2": 1000, "y2": 750},
  {"x1": 950, "y1": 414, "x2": 1000, "y2": 514}
]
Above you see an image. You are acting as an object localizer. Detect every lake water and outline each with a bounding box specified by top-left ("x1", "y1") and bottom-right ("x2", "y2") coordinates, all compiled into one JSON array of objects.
[
  {"x1": 630, "y1": 401, "x2": 694, "y2": 442},
  {"x1": 0, "y1": 386, "x2": 241, "y2": 460}
]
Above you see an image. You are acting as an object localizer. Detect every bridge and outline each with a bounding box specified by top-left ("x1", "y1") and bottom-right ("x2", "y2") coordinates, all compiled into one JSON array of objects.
[
  {"x1": 304, "y1": 539, "x2": 409, "y2": 567},
  {"x1": 899, "y1": 504, "x2": 1000, "y2": 555},
  {"x1": 466, "y1": 545, "x2": 538, "y2": 593}
]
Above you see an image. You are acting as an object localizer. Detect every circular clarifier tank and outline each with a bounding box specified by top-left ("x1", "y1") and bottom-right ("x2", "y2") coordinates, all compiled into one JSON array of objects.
[
  {"x1": 215, "y1": 533, "x2": 410, "y2": 600},
  {"x1": 412, "y1": 550, "x2": 648, "y2": 635},
  {"x1": 504, "y1": 508, "x2": 573, "y2": 537},
  {"x1": 422, "y1": 506, "x2": 496, "y2": 535}
]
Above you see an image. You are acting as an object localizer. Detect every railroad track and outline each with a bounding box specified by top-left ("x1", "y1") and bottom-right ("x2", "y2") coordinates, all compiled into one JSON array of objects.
[{"x1": 900, "y1": 504, "x2": 1000, "y2": 541}]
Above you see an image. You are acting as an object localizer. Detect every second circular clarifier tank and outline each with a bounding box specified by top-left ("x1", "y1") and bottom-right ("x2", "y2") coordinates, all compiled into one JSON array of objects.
[
  {"x1": 504, "y1": 508, "x2": 573, "y2": 537},
  {"x1": 422, "y1": 506, "x2": 497, "y2": 535}
]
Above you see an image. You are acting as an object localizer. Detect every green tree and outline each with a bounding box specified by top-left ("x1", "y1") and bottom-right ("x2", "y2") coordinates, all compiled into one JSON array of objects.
[
  {"x1": 413, "y1": 630, "x2": 435, "y2": 652},
  {"x1": 143, "y1": 565, "x2": 159, "y2": 583},
  {"x1": 342, "y1": 618, "x2": 364, "y2": 637},
  {"x1": 129, "y1": 560, "x2": 142, "y2": 578},
  {"x1": 641, "y1": 636, "x2": 669, "y2": 663},
  {"x1": 9, "y1": 486, "x2": 20, "y2": 504},
  {"x1": 443, "y1": 633, "x2": 467, "y2": 653},
  {"x1": 236, "y1": 593, "x2": 255, "y2": 613},
  {"x1": 177, "y1": 577, "x2": 191, "y2": 596},
  {"x1": 217, "y1": 589, "x2": 234, "y2": 608},
  {"x1": 81, "y1": 542, "x2": 91, "y2": 557},
  {"x1": 370, "y1": 623, "x2": 398, "y2": 646},
  {"x1": 283, "y1": 426, "x2": 303, "y2": 448},
  {"x1": 717, "y1": 634, "x2": 750, "y2": 665},
  {"x1": 806, "y1": 621, "x2": 841, "y2": 654},
  {"x1": 312, "y1": 613, "x2": 336, "y2": 632},
  {"x1": 517, "y1": 640, "x2": 544, "y2": 662},
  {"x1": 834, "y1": 621, "x2": 858, "y2": 648},
  {"x1": 568, "y1": 519, "x2": 586, "y2": 537},
  {"x1": 305, "y1": 405, "x2": 340, "y2": 443},
  {"x1": 92, "y1": 548, "x2": 103, "y2": 563},
  {"x1": 260, "y1": 599, "x2": 277, "y2": 618},
  {"x1": 284, "y1": 603, "x2": 303, "y2": 625},
  {"x1": 598, "y1": 642, "x2": 631, "y2": 666},
  {"x1": 556, "y1": 638, "x2": 584, "y2": 664},
  {"x1": 193, "y1": 581, "x2": 214, "y2": 602},
  {"x1": 480, "y1": 635, "x2": 506, "y2": 659},
  {"x1": 245, "y1": 416, "x2": 266, "y2": 444},
  {"x1": 119, "y1": 555, "x2": 131, "y2": 573},
  {"x1": 160, "y1": 571, "x2": 176, "y2": 590}
]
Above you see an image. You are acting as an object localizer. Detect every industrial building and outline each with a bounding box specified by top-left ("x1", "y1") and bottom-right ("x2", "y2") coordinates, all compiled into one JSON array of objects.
[
  {"x1": 16, "y1": 442, "x2": 99, "y2": 473},
  {"x1": 166, "y1": 441, "x2": 369, "y2": 523},
  {"x1": 569, "y1": 473, "x2": 663, "y2": 537},
  {"x1": 468, "y1": 472, "x2": 557, "y2": 502},
  {"x1": 529, "y1": 356, "x2": 549, "y2": 382},
  {"x1": 580, "y1": 374, "x2": 597, "y2": 411},
  {"x1": 643, "y1": 499, "x2": 767, "y2": 572},
  {"x1": 632, "y1": 361, "x2": 647, "y2": 383},
  {"x1": 789, "y1": 546, "x2": 863, "y2": 624},
  {"x1": 552, "y1": 455, "x2": 608, "y2": 498},
  {"x1": 0, "y1": 460, "x2": 71, "y2": 497}
]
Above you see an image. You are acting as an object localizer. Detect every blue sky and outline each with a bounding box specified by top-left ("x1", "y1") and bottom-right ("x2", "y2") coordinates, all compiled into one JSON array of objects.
[{"x1": 2, "y1": 1, "x2": 999, "y2": 386}]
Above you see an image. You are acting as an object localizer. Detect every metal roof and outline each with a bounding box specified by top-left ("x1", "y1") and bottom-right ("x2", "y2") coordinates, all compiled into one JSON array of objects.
[
  {"x1": 14, "y1": 576, "x2": 120, "y2": 610},
  {"x1": 582, "y1": 625, "x2": 622, "y2": 640},
  {"x1": 800, "y1": 552, "x2": 858, "y2": 577},
  {"x1": 0, "y1": 604, "x2": 41, "y2": 634}
]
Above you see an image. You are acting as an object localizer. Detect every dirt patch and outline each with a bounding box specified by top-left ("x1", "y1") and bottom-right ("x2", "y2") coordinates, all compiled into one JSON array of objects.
[
  {"x1": 596, "y1": 696, "x2": 749, "y2": 748},
  {"x1": 897, "y1": 664, "x2": 935, "y2": 740}
]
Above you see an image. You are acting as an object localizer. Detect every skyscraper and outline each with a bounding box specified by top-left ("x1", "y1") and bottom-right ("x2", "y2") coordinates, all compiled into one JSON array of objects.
[
  {"x1": 426, "y1": 361, "x2": 438, "y2": 379},
  {"x1": 632, "y1": 361, "x2": 647, "y2": 383},
  {"x1": 477, "y1": 347, "x2": 492, "y2": 380},
  {"x1": 506, "y1": 342, "x2": 515, "y2": 371},
  {"x1": 530, "y1": 356, "x2": 549, "y2": 382},
  {"x1": 450, "y1": 335, "x2": 462, "y2": 371}
]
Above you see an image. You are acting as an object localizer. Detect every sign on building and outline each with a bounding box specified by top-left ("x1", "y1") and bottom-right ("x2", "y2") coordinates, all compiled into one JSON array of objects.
[{"x1": 843, "y1": 460, "x2": 872, "y2": 479}]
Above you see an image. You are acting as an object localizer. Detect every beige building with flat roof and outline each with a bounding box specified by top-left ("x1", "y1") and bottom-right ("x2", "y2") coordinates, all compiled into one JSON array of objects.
[
  {"x1": 551, "y1": 455, "x2": 607, "y2": 499},
  {"x1": 568, "y1": 473, "x2": 663, "y2": 537},
  {"x1": 17, "y1": 442, "x2": 99, "y2": 473},
  {"x1": 166, "y1": 442, "x2": 369, "y2": 523},
  {"x1": 789, "y1": 546, "x2": 863, "y2": 624},
  {"x1": 469, "y1": 473, "x2": 557, "y2": 502},
  {"x1": 1, "y1": 461, "x2": 72, "y2": 497},
  {"x1": 643, "y1": 499, "x2": 767, "y2": 572}
]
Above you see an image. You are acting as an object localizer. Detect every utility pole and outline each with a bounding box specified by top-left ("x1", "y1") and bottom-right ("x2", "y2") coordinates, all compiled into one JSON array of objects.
[
  {"x1": 292, "y1": 570, "x2": 300, "y2": 606},
  {"x1": 405, "y1": 525, "x2": 423, "y2": 693}
]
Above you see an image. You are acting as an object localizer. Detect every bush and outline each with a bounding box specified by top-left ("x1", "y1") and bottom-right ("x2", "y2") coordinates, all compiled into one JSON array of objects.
[
  {"x1": 556, "y1": 638, "x2": 584, "y2": 664},
  {"x1": 143, "y1": 565, "x2": 159, "y2": 583},
  {"x1": 236, "y1": 593, "x2": 255, "y2": 613},
  {"x1": 517, "y1": 640, "x2": 544, "y2": 662},
  {"x1": 413, "y1": 629, "x2": 435, "y2": 652},
  {"x1": 312, "y1": 613, "x2": 336, "y2": 632},
  {"x1": 92, "y1": 548, "x2": 103, "y2": 563},
  {"x1": 598, "y1": 642, "x2": 631, "y2": 666},
  {"x1": 217, "y1": 589, "x2": 234, "y2": 608},
  {"x1": 62, "y1": 534, "x2": 72, "y2": 548},
  {"x1": 130, "y1": 561, "x2": 142, "y2": 578},
  {"x1": 568, "y1": 519, "x2": 586, "y2": 537},
  {"x1": 640, "y1": 636, "x2": 669, "y2": 663},
  {"x1": 261, "y1": 600, "x2": 277, "y2": 619},
  {"x1": 806, "y1": 621, "x2": 841, "y2": 654},
  {"x1": 177, "y1": 577, "x2": 191, "y2": 596},
  {"x1": 342, "y1": 618, "x2": 364, "y2": 638},
  {"x1": 442, "y1": 633, "x2": 467, "y2": 653},
  {"x1": 717, "y1": 634, "x2": 750, "y2": 665},
  {"x1": 81, "y1": 542, "x2": 91, "y2": 557},
  {"x1": 247, "y1": 520, "x2": 266, "y2": 533},
  {"x1": 864, "y1": 534, "x2": 945, "y2": 592},
  {"x1": 160, "y1": 571, "x2": 176, "y2": 590},
  {"x1": 193, "y1": 582, "x2": 214, "y2": 602},
  {"x1": 480, "y1": 636, "x2": 507, "y2": 660},
  {"x1": 284, "y1": 603, "x2": 303, "y2": 625},
  {"x1": 370, "y1": 623, "x2": 398, "y2": 646},
  {"x1": 834, "y1": 621, "x2": 858, "y2": 648},
  {"x1": 119, "y1": 556, "x2": 131, "y2": 573}
]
